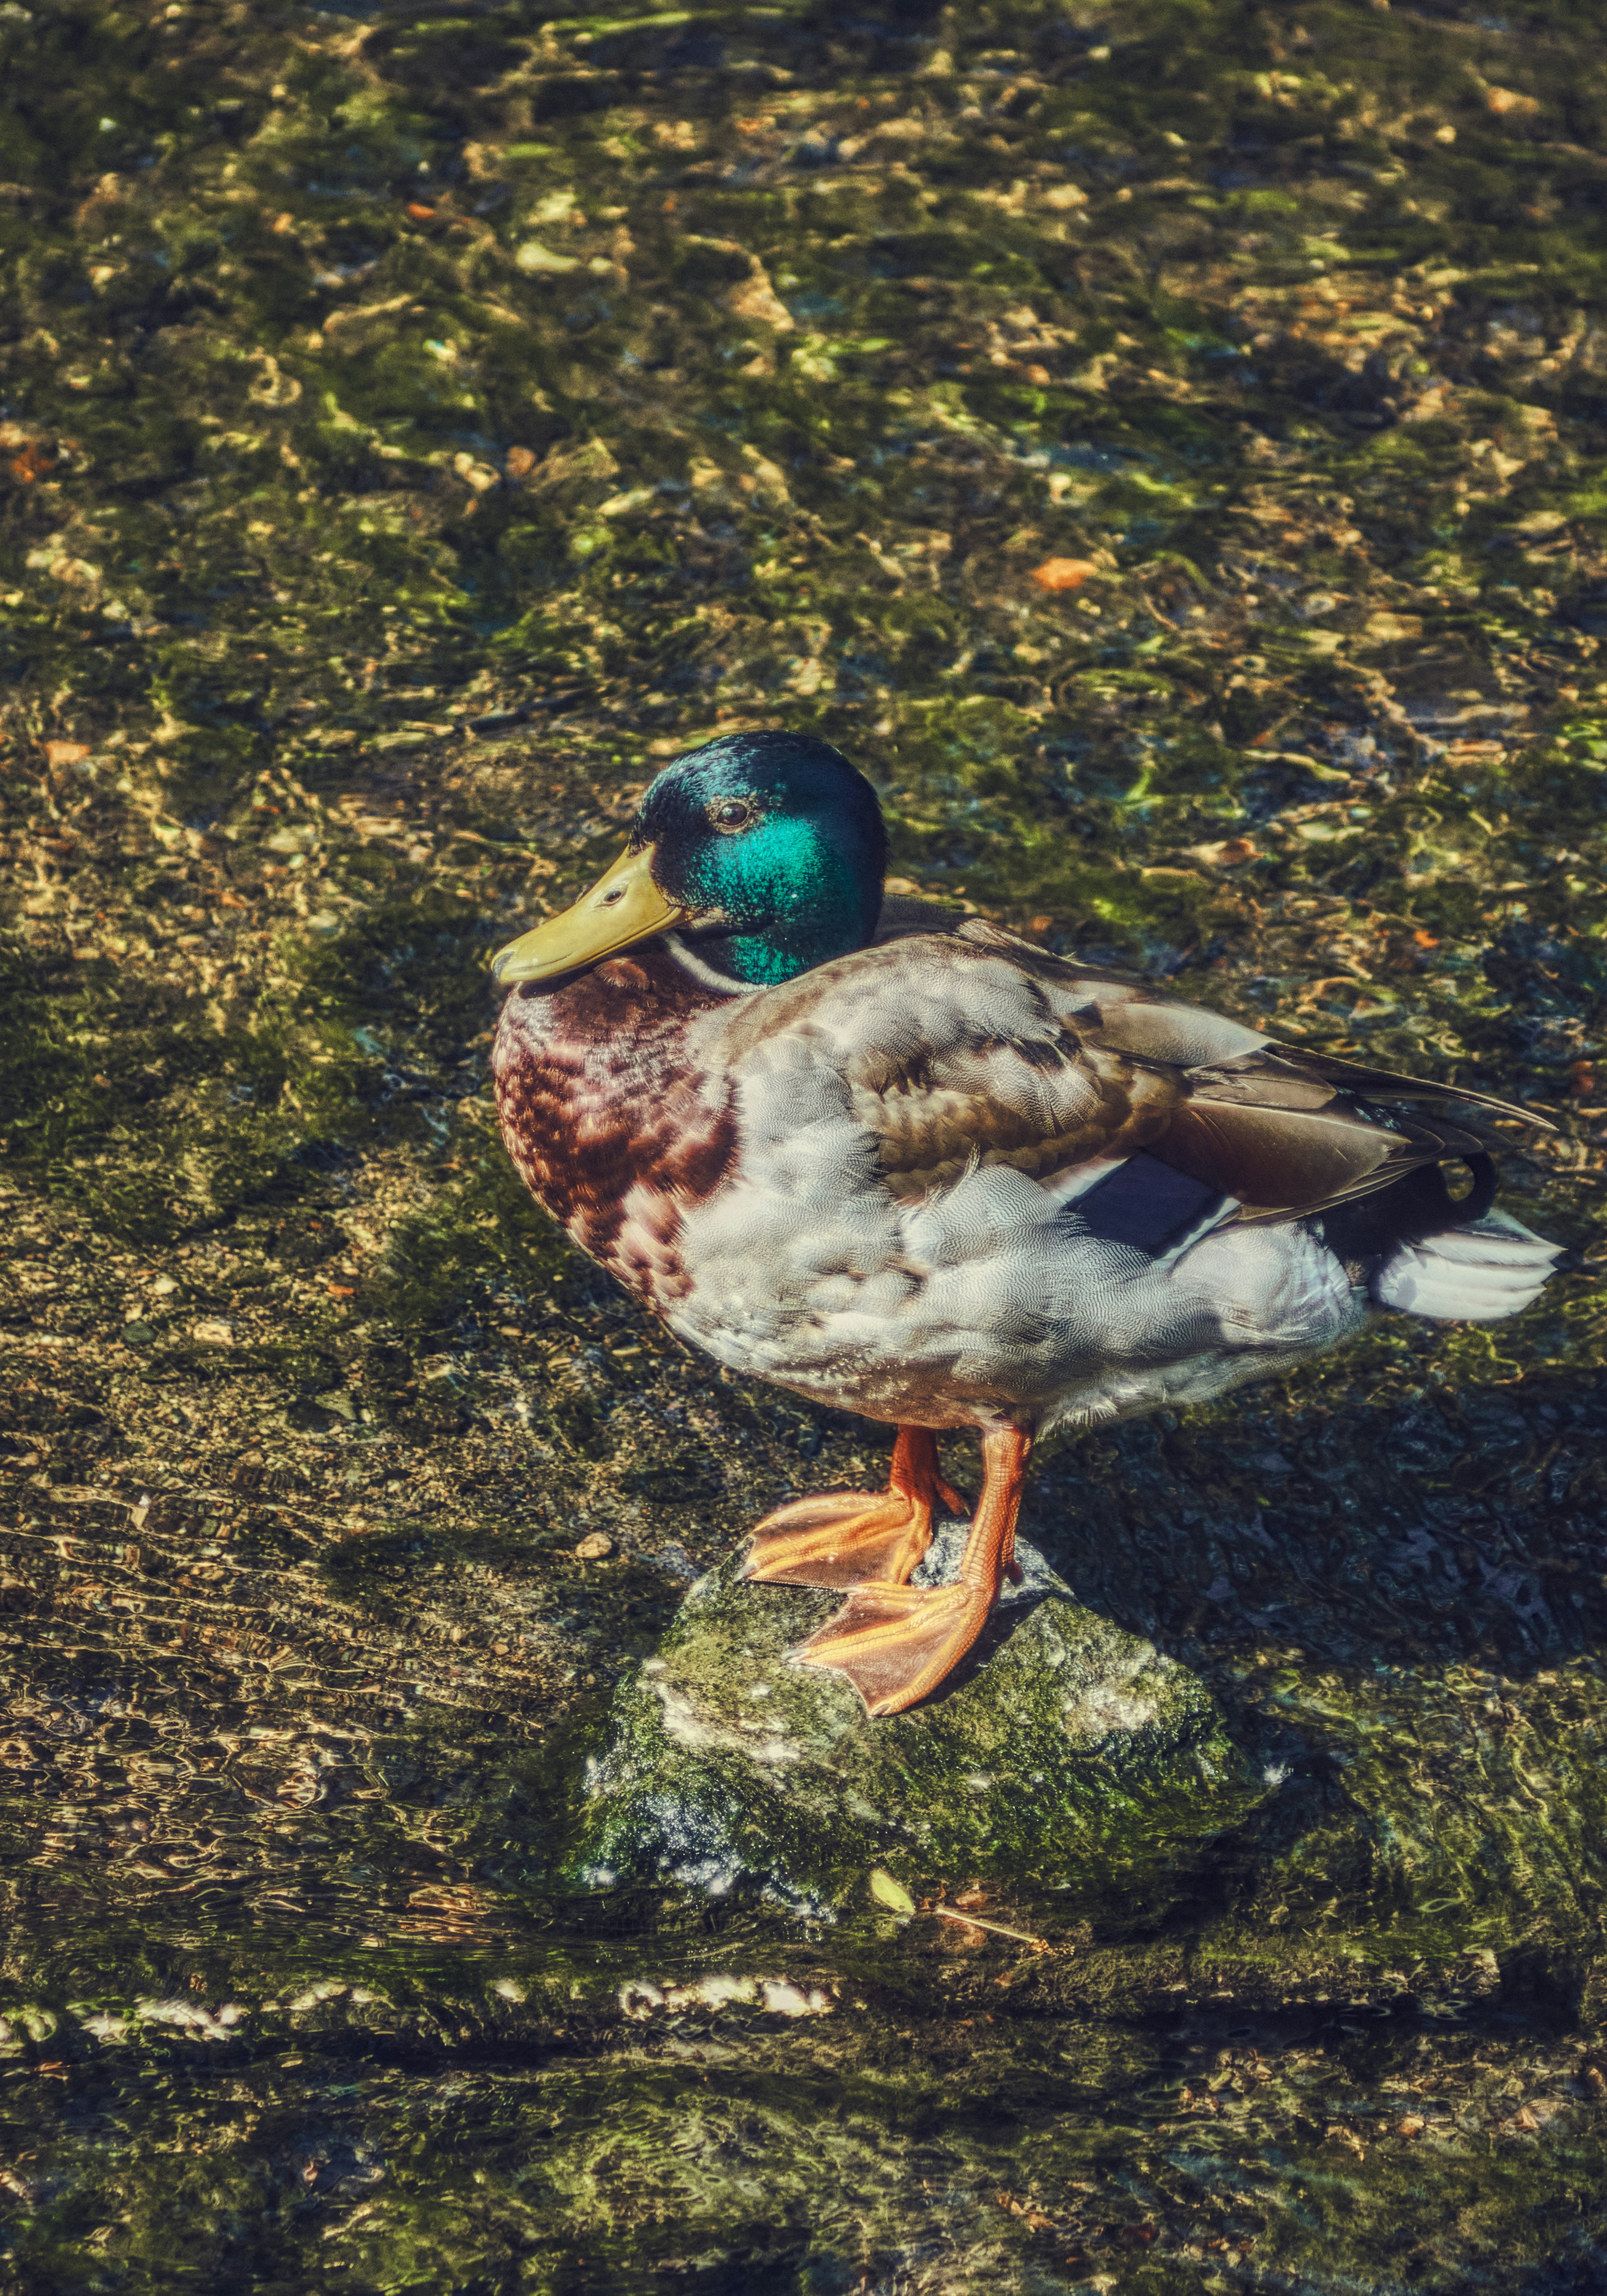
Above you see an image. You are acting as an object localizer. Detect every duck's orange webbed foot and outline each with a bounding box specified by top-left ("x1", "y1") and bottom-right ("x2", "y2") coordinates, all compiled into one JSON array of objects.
[
  {"x1": 789, "y1": 1428, "x2": 1033, "y2": 1717},
  {"x1": 792, "y1": 1582, "x2": 992, "y2": 1718},
  {"x1": 742, "y1": 1427, "x2": 967, "y2": 1592}
]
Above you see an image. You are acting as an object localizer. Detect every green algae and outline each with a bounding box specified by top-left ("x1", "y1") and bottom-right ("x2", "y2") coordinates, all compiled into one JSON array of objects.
[
  {"x1": 575, "y1": 1541, "x2": 1273, "y2": 1916},
  {"x1": 4, "y1": 0, "x2": 1607, "y2": 2283},
  {"x1": 0, "y1": 1940, "x2": 1605, "y2": 2291}
]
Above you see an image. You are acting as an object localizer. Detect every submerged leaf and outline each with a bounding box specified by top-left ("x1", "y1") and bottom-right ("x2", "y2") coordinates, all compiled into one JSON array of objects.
[{"x1": 869, "y1": 1867, "x2": 916, "y2": 1916}]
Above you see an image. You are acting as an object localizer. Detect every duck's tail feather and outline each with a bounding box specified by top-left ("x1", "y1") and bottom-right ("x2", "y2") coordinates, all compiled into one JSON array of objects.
[{"x1": 1374, "y1": 1208, "x2": 1565, "y2": 1322}]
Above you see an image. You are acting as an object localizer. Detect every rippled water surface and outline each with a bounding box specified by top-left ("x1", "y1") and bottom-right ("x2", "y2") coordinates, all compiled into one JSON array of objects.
[{"x1": 4, "y1": 0, "x2": 1607, "y2": 2285}]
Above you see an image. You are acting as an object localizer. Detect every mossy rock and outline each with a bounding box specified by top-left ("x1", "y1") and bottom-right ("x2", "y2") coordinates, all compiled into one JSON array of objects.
[{"x1": 572, "y1": 1524, "x2": 1275, "y2": 1915}]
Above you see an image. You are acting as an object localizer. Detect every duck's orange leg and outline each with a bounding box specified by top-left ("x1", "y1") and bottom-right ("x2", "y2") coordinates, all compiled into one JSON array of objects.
[
  {"x1": 741, "y1": 1427, "x2": 971, "y2": 1593},
  {"x1": 790, "y1": 1427, "x2": 1033, "y2": 1718}
]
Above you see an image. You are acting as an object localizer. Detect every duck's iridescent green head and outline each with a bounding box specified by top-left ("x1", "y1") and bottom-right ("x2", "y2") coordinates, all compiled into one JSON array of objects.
[
  {"x1": 635, "y1": 733, "x2": 886, "y2": 984},
  {"x1": 492, "y1": 732, "x2": 888, "y2": 989}
]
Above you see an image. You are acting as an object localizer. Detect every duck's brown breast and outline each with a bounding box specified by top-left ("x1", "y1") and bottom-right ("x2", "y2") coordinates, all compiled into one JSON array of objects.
[{"x1": 491, "y1": 946, "x2": 738, "y2": 1304}]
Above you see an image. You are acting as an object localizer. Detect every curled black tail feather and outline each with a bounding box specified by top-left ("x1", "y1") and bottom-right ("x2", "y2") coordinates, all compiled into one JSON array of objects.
[
  {"x1": 1452, "y1": 1152, "x2": 1498, "y2": 1228},
  {"x1": 1321, "y1": 1152, "x2": 1497, "y2": 1274}
]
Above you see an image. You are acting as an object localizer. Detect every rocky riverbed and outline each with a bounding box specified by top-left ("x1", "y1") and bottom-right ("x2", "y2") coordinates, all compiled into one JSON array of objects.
[{"x1": 4, "y1": 0, "x2": 1607, "y2": 2285}]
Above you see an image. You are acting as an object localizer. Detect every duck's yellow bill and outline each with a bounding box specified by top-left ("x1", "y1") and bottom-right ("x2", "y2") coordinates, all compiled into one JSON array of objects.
[{"x1": 490, "y1": 841, "x2": 686, "y2": 986}]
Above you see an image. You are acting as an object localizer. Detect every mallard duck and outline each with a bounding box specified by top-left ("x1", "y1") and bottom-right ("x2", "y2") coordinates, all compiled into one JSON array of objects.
[{"x1": 490, "y1": 733, "x2": 1561, "y2": 1717}]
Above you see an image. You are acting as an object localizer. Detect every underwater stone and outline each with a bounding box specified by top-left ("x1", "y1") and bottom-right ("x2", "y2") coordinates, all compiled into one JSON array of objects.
[{"x1": 572, "y1": 1523, "x2": 1275, "y2": 1914}]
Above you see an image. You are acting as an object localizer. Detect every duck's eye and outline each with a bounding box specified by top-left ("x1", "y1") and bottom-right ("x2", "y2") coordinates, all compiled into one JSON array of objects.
[{"x1": 708, "y1": 798, "x2": 753, "y2": 833}]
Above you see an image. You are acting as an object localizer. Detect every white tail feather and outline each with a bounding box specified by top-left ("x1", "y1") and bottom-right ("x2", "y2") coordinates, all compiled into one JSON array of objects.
[{"x1": 1375, "y1": 1209, "x2": 1562, "y2": 1323}]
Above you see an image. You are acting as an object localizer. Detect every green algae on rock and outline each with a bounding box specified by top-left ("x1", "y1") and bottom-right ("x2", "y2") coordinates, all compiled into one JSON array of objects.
[{"x1": 575, "y1": 1525, "x2": 1273, "y2": 1912}]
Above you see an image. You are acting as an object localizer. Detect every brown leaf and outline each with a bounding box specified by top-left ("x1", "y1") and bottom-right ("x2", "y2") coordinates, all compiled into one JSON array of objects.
[
  {"x1": 1031, "y1": 557, "x2": 1098, "y2": 592},
  {"x1": 9, "y1": 441, "x2": 54, "y2": 483},
  {"x1": 1188, "y1": 836, "x2": 1260, "y2": 868}
]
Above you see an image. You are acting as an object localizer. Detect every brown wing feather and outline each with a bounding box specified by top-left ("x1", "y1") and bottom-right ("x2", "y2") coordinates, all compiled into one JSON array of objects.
[
  {"x1": 1223, "y1": 1041, "x2": 1552, "y2": 1129},
  {"x1": 861, "y1": 1031, "x2": 1181, "y2": 1200},
  {"x1": 713, "y1": 925, "x2": 1541, "y2": 1224},
  {"x1": 1051, "y1": 986, "x2": 1546, "y2": 1223},
  {"x1": 1151, "y1": 1096, "x2": 1488, "y2": 1224}
]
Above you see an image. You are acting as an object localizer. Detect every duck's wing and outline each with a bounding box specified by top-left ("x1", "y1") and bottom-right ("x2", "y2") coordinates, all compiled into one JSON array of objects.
[
  {"x1": 711, "y1": 921, "x2": 1544, "y2": 1229},
  {"x1": 1063, "y1": 944, "x2": 1546, "y2": 1225}
]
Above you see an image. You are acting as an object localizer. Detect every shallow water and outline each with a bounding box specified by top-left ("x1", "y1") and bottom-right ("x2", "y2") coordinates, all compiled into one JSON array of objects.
[{"x1": 4, "y1": 0, "x2": 1607, "y2": 2285}]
